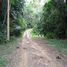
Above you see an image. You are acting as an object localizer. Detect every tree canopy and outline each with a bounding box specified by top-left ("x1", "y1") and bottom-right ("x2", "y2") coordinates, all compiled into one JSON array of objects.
[
  {"x1": 33, "y1": 0, "x2": 67, "y2": 39},
  {"x1": 0, "y1": 0, "x2": 67, "y2": 43},
  {"x1": 0, "y1": 0, "x2": 26, "y2": 42}
]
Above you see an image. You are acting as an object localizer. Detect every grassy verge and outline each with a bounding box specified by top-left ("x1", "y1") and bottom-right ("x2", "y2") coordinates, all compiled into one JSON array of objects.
[
  {"x1": 46, "y1": 39, "x2": 67, "y2": 55},
  {"x1": 31, "y1": 31, "x2": 67, "y2": 55},
  {"x1": 0, "y1": 37, "x2": 22, "y2": 67}
]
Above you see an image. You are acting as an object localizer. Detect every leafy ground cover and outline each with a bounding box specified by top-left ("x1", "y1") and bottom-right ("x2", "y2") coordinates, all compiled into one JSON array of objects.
[{"x1": 0, "y1": 37, "x2": 21, "y2": 67}]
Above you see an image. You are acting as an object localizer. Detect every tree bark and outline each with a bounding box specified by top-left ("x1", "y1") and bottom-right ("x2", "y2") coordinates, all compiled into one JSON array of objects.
[
  {"x1": 0, "y1": 0, "x2": 2, "y2": 16},
  {"x1": 7, "y1": 0, "x2": 10, "y2": 41},
  {"x1": 64, "y1": 0, "x2": 66, "y2": 3}
]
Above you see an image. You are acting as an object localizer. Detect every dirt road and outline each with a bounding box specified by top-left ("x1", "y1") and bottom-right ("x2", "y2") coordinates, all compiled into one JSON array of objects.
[{"x1": 7, "y1": 30, "x2": 67, "y2": 67}]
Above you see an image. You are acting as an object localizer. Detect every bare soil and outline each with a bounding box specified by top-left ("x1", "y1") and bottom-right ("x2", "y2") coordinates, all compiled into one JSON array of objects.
[{"x1": 6, "y1": 30, "x2": 67, "y2": 67}]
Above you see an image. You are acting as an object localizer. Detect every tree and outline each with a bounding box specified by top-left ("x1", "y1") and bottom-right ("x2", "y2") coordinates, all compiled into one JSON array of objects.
[
  {"x1": 23, "y1": 0, "x2": 43, "y2": 28},
  {"x1": 0, "y1": 0, "x2": 25, "y2": 42},
  {"x1": 34, "y1": 0, "x2": 67, "y2": 39},
  {"x1": 64, "y1": 0, "x2": 66, "y2": 3},
  {"x1": 10, "y1": 0, "x2": 26, "y2": 37},
  {"x1": 0, "y1": 0, "x2": 2, "y2": 16},
  {"x1": 7, "y1": 0, "x2": 10, "y2": 40}
]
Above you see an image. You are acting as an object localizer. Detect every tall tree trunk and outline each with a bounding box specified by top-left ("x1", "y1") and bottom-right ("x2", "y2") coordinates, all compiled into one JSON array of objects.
[
  {"x1": 0, "y1": 0, "x2": 2, "y2": 16},
  {"x1": 64, "y1": 0, "x2": 66, "y2": 2},
  {"x1": 7, "y1": 0, "x2": 10, "y2": 41}
]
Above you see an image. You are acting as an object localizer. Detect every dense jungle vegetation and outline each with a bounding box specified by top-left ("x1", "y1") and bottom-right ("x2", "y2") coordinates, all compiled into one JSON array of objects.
[
  {"x1": 0, "y1": 0, "x2": 67, "y2": 42},
  {"x1": 0, "y1": 0, "x2": 26, "y2": 43},
  {"x1": 33, "y1": 0, "x2": 67, "y2": 39}
]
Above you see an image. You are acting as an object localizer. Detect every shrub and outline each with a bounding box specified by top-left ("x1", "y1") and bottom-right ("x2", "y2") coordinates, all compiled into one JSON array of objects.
[
  {"x1": 45, "y1": 32, "x2": 57, "y2": 39},
  {"x1": 0, "y1": 32, "x2": 6, "y2": 43}
]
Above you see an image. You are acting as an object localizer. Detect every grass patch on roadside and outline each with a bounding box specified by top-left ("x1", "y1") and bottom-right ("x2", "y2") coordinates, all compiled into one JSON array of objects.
[
  {"x1": 0, "y1": 58, "x2": 7, "y2": 67},
  {"x1": 46, "y1": 39, "x2": 67, "y2": 54},
  {"x1": 30, "y1": 31, "x2": 67, "y2": 55},
  {"x1": 0, "y1": 37, "x2": 22, "y2": 67}
]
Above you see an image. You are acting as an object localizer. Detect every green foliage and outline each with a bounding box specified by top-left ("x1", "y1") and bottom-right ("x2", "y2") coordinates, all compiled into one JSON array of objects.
[
  {"x1": 0, "y1": 0, "x2": 26, "y2": 42},
  {"x1": 45, "y1": 32, "x2": 57, "y2": 39},
  {"x1": 2, "y1": 0, "x2": 7, "y2": 17},
  {"x1": 23, "y1": 0, "x2": 42, "y2": 28},
  {"x1": 34, "y1": 0, "x2": 67, "y2": 39},
  {"x1": 10, "y1": 0, "x2": 26, "y2": 37},
  {"x1": 0, "y1": 58, "x2": 6, "y2": 67},
  {"x1": 0, "y1": 32, "x2": 6, "y2": 43},
  {"x1": 0, "y1": 0, "x2": 7, "y2": 42}
]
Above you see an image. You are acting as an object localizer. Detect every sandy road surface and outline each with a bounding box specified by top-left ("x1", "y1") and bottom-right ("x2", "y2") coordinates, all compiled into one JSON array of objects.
[{"x1": 6, "y1": 30, "x2": 67, "y2": 67}]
